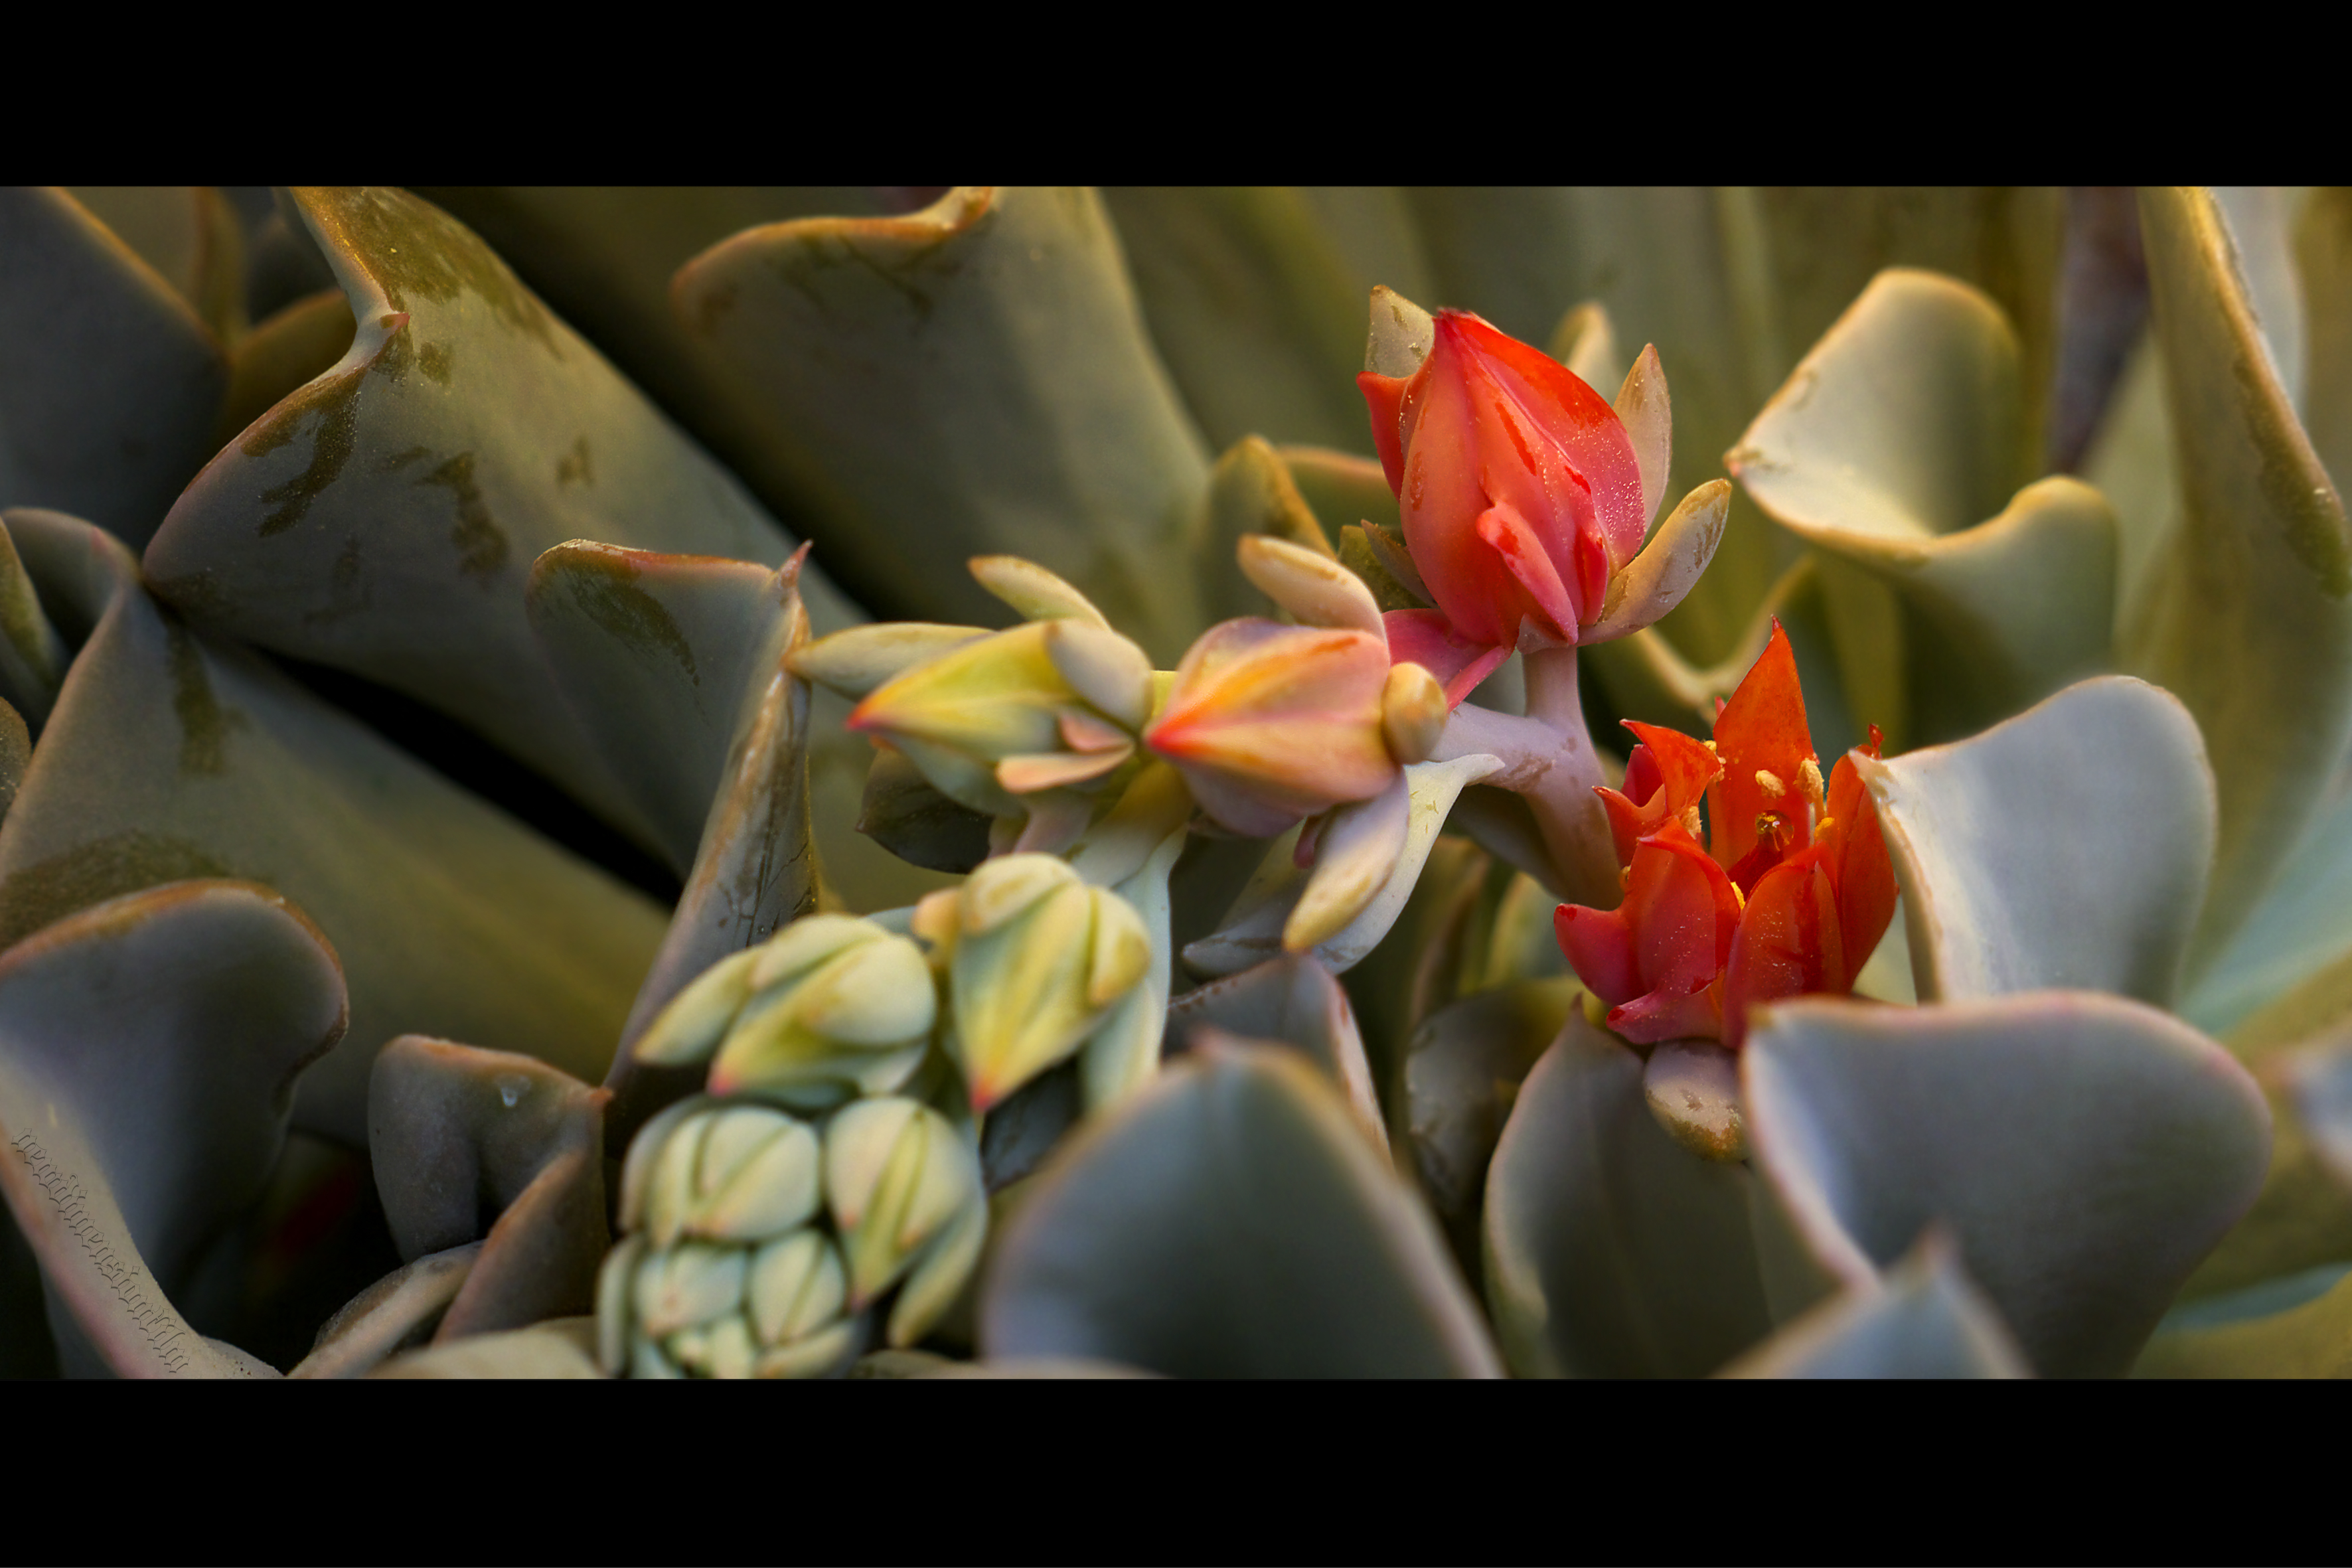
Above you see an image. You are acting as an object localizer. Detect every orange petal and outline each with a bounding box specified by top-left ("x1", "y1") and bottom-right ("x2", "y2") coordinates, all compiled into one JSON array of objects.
[
  {"x1": 1555, "y1": 902, "x2": 1638, "y2": 1006},
  {"x1": 1608, "y1": 980, "x2": 1724, "y2": 1046},
  {"x1": 1442, "y1": 311, "x2": 1648, "y2": 570},
  {"x1": 1823, "y1": 749, "x2": 1897, "y2": 982},
  {"x1": 1705, "y1": 620, "x2": 1816, "y2": 874},
  {"x1": 1358, "y1": 370, "x2": 1411, "y2": 495},
  {"x1": 1597, "y1": 721, "x2": 1721, "y2": 868},
  {"x1": 1474, "y1": 502, "x2": 1580, "y2": 643},
  {"x1": 1555, "y1": 821, "x2": 1738, "y2": 1020},
  {"x1": 1720, "y1": 847, "x2": 1841, "y2": 1049}
]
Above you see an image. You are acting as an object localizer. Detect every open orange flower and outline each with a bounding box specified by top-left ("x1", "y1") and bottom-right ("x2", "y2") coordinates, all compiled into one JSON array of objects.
[{"x1": 1553, "y1": 623, "x2": 1898, "y2": 1048}]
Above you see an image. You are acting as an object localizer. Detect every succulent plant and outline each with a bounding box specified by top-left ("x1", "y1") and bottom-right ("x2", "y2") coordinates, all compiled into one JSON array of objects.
[{"x1": 5, "y1": 183, "x2": 2351, "y2": 1381}]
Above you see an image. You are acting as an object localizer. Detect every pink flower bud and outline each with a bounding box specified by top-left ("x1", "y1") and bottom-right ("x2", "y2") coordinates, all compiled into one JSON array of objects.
[{"x1": 1144, "y1": 619, "x2": 1397, "y2": 838}]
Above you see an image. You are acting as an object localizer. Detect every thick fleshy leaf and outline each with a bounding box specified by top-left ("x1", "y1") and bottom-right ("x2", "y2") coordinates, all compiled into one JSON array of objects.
[
  {"x1": 588, "y1": 550, "x2": 818, "y2": 1142},
  {"x1": 1167, "y1": 957, "x2": 1385, "y2": 1155},
  {"x1": 1743, "y1": 992, "x2": 2271, "y2": 1377},
  {"x1": 216, "y1": 288, "x2": 356, "y2": 449},
  {"x1": 917, "y1": 1355, "x2": 1158, "y2": 1379},
  {"x1": 1719, "y1": 1233, "x2": 2029, "y2": 1379},
  {"x1": 1400, "y1": 977, "x2": 1579, "y2": 1276},
  {"x1": 2185, "y1": 781, "x2": 2352, "y2": 1038},
  {"x1": 981, "y1": 1040, "x2": 1498, "y2": 1377},
  {"x1": 528, "y1": 542, "x2": 789, "y2": 874},
  {"x1": 2127, "y1": 188, "x2": 2352, "y2": 965},
  {"x1": 412, "y1": 186, "x2": 895, "y2": 529},
  {"x1": 145, "y1": 186, "x2": 828, "y2": 846},
  {"x1": 1856, "y1": 676, "x2": 2213, "y2": 1008},
  {"x1": 2287, "y1": 1034, "x2": 2352, "y2": 1195},
  {"x1": 0, "y1": 508, "x2": 668, "y2": 1144},
  {"x1": 2134, "y1": 1267, "x2": 2352, "y2": 1377},
  {"x1": 66, "y1": 187, "x2": 247, "y2": 343},
  {"x1": 288, "y1": 1241, "x2": 481, "y2": 1378},
  {"x1": 2301, "y1": 187, "x2": 2352, "y2": 507},
  {"x1": 368, "y1": 1314, "x2": 602, "y2": 1378},
  {"x1": 0, "y1": 881, "x2": 346, "y2": 1377},
  {"x1": 0, "y1": 189, "x2": 227, "y2": 549},
  {"x1": 1101, "y1": 188, "x2": 1372, "y2": 455},
  {"x1": 0, "y1": 522, "x2": 67, "y2": 732},
  {"x1": 1481, "y1": 1010, "x2": 1773, "y2": 1377},
  {"x1": 1729, "y1": 269, "x2": 2116, "y2": 742},
  {"x1": 366, "y1": 1036, "x2": 607, "y2": 1340},
  {"x1": 2167, "y1": 998, "x2": 2352, "y2": 1302},
  {"x1": 672, "y1": 187, "x2": 1212, "y2": 662}
]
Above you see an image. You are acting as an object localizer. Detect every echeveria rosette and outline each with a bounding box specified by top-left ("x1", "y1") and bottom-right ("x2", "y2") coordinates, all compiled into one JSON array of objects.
[{"x1": 1555, "y1": 622, "x2": 1897, "y2": 1050}]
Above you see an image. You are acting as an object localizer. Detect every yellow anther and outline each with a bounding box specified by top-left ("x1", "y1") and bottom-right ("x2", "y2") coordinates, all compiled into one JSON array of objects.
[{"x1": 1755, "y1": 769, "x2": 1786, "y2": 798}]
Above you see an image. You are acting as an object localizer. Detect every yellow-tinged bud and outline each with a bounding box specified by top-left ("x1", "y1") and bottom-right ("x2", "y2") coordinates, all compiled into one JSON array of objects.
[
  {"x1": 823, "y1": 1097, "x2": 986, "y2": 1346},
  {"x1": 1283, "y1": 771, "x2": 1412, "y2": 951},
  {"x1": 1237, "y1": 534, "x2": 1386, "y2": 636},
  {"x1": 787, "y1": 622, "x2": 992, "y2": 700},
  {"x1": 838, "y1": 618, "x2": 1152, "y2": 817},
  {"x1": 946, "y1": 855, "x2": 1152, "y2": 1109},
  {"x1": 1379, "y1": 661, "x2": 1448, "y2": 765}
]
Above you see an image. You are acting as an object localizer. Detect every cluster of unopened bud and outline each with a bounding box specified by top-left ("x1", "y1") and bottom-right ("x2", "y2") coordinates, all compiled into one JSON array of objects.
[
  {"x1": 598, "y1": 1095, "x2": 982, "y2": 1377},
  {"x1": 601, "y1": 912, "x2": 986, "y2": 1378}
]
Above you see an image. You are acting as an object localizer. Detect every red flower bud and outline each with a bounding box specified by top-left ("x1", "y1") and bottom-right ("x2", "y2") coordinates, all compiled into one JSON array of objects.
[{"x1": 1360, "y1": 310, "x2": 1646, "y2": 653}]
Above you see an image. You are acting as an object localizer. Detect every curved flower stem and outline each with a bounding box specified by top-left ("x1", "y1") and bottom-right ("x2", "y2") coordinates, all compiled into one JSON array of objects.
[{"x1": 1434, "y1": 644, "x2": 1618, "y2": 905}]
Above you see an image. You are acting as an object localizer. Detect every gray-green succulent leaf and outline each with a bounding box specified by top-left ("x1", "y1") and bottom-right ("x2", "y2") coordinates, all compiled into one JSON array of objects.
[{"x1": 982, "y1": 1039, "x2": 1498, "y2": 1377}]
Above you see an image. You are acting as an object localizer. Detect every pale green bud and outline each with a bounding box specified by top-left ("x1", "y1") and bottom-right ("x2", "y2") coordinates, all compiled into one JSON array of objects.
[
  {"x1": 605, "y1": 1230, "x2": 859, "y2": 1380},
  {"x1": 947, "y1": 854, "x2": 1152, "y2": 1109},
  {"x1": 621, "y1": 1098, "x2": 820, "y2": 1247},
  {"x1": 632, "y1": 1239, "x2": 746, "y2": 1339},
  {"x1": 635, "y1": 915, "x2": 937, "y2": 1109},
  {"x1": 630, "y1": 945, "x2": 762, "y2": 1071},
  {"x1": 708, "y1": 916, "x2": 937, "y2": 1106},
  {"x1": 824, "y1": 1097, "x2": 985, "y2": 1345}
]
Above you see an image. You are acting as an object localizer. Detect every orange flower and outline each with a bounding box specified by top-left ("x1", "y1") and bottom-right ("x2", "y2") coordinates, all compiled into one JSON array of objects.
[{"x1": 1553, "y1": 623, "x2": 1898, "y2": 1048}]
